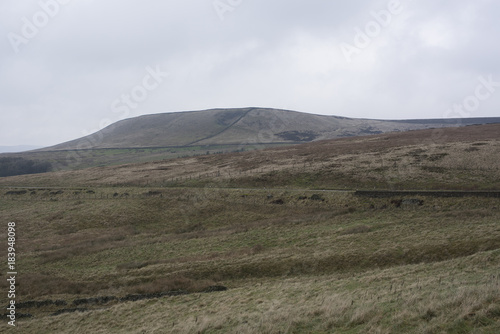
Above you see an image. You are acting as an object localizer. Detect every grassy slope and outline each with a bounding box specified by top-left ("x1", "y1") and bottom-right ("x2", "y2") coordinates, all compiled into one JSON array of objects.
[
  {"x1": 40, "y1": 108, "x2": 500, "y2": 151},
  {"x1": 6, "y1": 110, "x2": 499, "y2": 172},
  {"x1": 2, "y1": 124, "x2": 500, "y2": 190},
  {"x1": 0, "y1": 124, "x2": 499, "y2": 333},
  {"x1": 5, "y1": 143, "x2": 282, "y2": 172},
  {"x1": 1, "y1": 190, "x2": 499, "y2": 333}
]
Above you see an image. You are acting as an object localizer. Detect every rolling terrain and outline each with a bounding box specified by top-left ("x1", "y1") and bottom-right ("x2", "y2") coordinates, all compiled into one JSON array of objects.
[
  {"x1": 2, "y1": 123, "x2": 500, "y2": 191},
  {"x1": 0, "y1": 123, "x2": 499, "y2": 333},
  {"x1": 4, "y1": 108, "x2": 499, "y2": 172},
  {"x1": 40, "y1": 108, "x2": 500, "y2": 151}
]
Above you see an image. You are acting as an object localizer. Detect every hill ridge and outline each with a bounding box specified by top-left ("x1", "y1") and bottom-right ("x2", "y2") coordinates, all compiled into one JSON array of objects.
[
  {"x1": 38, "y1": 107, "x2": 500, "y2": 152},
  {"x1": 187, "y1": 107, "x2": 255, "y2": 146}
]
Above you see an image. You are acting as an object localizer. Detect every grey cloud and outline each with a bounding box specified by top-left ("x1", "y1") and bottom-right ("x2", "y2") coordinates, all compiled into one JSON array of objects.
[{"x1": 0, "y1": 0, "x2": 498, "y2": 146}]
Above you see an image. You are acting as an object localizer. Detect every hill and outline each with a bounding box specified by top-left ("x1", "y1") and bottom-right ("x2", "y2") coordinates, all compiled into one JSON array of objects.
[
  {"x1": 41, "y1": 107, "x2": 500, "y2": 151},
  {"x1": 2, "y1": 123, "x2": 500, "y2": 190},
  {"x1": 3, "y1": 107, "x2": 495, "y2": 173},
  {"x1": 0, "y1": 123, "x2": 499, "y2": 333}
]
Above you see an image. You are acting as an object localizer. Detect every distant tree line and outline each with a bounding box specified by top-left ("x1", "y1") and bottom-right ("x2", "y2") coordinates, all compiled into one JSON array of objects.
[{"x1": 0, "y1": 157, "x2": 52, "y2": 177}]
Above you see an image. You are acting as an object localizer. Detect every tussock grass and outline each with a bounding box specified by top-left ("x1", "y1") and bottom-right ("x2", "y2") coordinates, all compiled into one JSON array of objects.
[
  {"x1": 126, "y1": 276, "x2": 215, "y2": 295},
  {"x1": 12, "y1": 250, "x2": 500, "y2": 333},
  {"x1": 1, "y1": 125, "x2": 499, "y2": 332},
  {"x1": 1, "y1": 188, "x2": 499, "y2": 332},
  {"x1": 1, "y1": 125, "x2": 499, "y2": 190}
]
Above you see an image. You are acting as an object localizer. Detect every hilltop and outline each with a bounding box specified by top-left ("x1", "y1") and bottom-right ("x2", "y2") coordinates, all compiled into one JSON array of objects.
[
  {"x1": 42, "y1": 108, "x2": 500, "y2": 151},
  {"x1": 2, "y1": 123, "x2": 499, "y2": 190},
  {"x1": 3, "y1": 108, "x2": 498, "y2": 173}
]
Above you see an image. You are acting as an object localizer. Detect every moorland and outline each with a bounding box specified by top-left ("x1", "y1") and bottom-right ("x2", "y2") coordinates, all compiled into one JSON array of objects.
[{"x1": 0, "y1": 122, "x2": 499, "y2": 333}]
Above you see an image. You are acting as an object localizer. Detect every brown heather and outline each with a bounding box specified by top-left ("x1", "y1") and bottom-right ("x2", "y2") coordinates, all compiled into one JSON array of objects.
[{"x1": 0, "y1": 124, "x2": 499, "y2": 333}]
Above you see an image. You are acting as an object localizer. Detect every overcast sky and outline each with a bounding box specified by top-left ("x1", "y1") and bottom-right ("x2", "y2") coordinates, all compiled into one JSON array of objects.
[{"x1": 1, "y1": 0, "x2": 499, "y2": 147}]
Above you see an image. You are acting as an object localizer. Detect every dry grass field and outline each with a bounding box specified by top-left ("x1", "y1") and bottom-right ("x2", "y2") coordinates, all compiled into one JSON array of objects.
[
  {"x1": 2, "y1": 124, "x2": 499, "y2": 190},
  {"x1": 0, "y1": 124, "x2": 499, "y2": 333}
]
